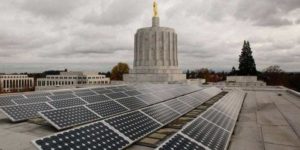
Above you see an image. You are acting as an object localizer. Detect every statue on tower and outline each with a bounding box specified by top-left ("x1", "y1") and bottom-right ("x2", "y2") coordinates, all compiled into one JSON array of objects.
[{"x1": 153, "y1": 0, "x2": 158, "y2": 17}]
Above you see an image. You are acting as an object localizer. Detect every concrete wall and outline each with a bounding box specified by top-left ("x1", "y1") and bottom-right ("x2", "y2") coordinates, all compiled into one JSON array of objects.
[{"x1": 226, "y1": 76, "x2": 257, "y2": 83}]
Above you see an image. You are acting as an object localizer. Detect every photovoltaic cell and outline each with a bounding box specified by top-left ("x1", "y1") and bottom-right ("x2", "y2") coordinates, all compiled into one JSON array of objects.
[
  {"x1": 39, "y1": 106, "x2": 100, "y2": 130},
  {"x1": 177, "y1": 95, "x2": 201, "y2": 107},
  {"x1": 33, "y1": 121, "x2": 130, "y2": 150},
  {"x1": 94, "y1": 89, "x2": 113, "y2": 95},
  {"x1": 105, "y1": 111, "x2": 161, "y2": 140},
  {"x1": 123, "y1": 90, "x2": 142, "y2": 96},
  {"x1": 86, "y1": 101, "x2": 128, "y2": 117},
  {"x1": 49, "y1": 94, "x2": 76, "y2": 101},
  {"x1": 48, "y1": 98, "x2": 86, "y2": 109},
  {"x1": 81, "y1": 95, "x2": 111, "y2": 103},
  {"x1": 13, "y1": 97, "x2": 51, "y2": 105},
  {"x1": 52, "y1": 90, "x2": 73, "y2": 95},
  {"x1": 116, "y1": 97, "x2": 147, "y2": 110},
  {"x1": 25, "y1": 92, "x2": 52, "y2": 98},
  {"x1": 0, "y1": 99, "x2": 15, "y2": 107},
  {"x1": 202, "y1": 108, "x2": 235, "y2": 131},
  {"x1": 0, "y1": 95, "x2": 24, "y2": 101},
  {"x1": 141, "y1": 104, "x2": 180, "y2": 124},
  {"x1": 158, "y1": 134, "x2": 205, "y2": 150},
  {"x1": 136, "y1": 94, "x2": 161, "y2": 105},
  {"x1": 182, "y1": 117, "x2": 229, "y2": 150},
  {"x1": 164, "y1": 99, "x2": 192, "y2": 114},
  {"x1": 111, "y1": 88, "x2": 126, "y2": 92},
  {"x1": 105, "y1": 92, "x2": 128, "y2": 99},
  {"x1": 1, "y1": 103, "x2": 53, "y2": 122},
  {"x1": 75, "y1": 91, "x2": 96, "y2": 97},
  {"x1": 73, "y1": 89, "x2": 91, "y2": 93}
]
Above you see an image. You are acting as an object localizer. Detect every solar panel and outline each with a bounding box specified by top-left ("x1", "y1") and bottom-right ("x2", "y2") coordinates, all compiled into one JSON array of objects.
[
  {"x1": 123, "y1": 90, "x2": 142, "y2": 96},
  {"x1": 158, "y1": 134, "x2": 205, "y2": 150},
  {"x1": 39, "y1": 106, "x2": 100, "y2": 130},
  {"x1": 202, "y1": 108, "x2": 235, "y2": 131},
  {"x1": 86, "y1": 101, "x2": 128, "y2": 117},
  {"x1": 116, "y1": 97, "x2": 147, "y2": 110},
  {"x1": 153, "y1": 91, "x2": 174, "y2": 100},
  {"x1": 182, "y1": 117, "x2": 230, "y2": 150},
  {"x1": 177, "y1": 95, "x2": 201, "y2": 107},
  {"x1": 0, "y1": 99, "x2": 16, "y2": 107},
  {"x1": 1, "y1": 103, "x2": 53, "y2": 122},
  {"x1": 136, "y1": 94, "x2": 161, "y2": 104},
  {"x1": 93, "y1": 89, "x2": 113, "y2": 94},
  {"x1": 74, "y1": 91, "x2": 97, "y2": 97},
  {"x1": 81, "y1": 95, "x2": 111, "y2": 103},
  {"x1": 25, "y1": 92, "x2": 52, "y2": 98},
  {"x1": 0, "y1": 95, "x2": 24, "y2": 101},
  {"x1": 13, "y1": 97, "x2": 51, "y2": 105},
  {"x1": 48, "y1": 94, "x2": 76, "y2": 101},
  {"x1": 74, "y1": 89, "x2": 91, "y2": 93},
  {"x1": 48, "y1": 98, "x2": 86, "y2": 109},
  {"x1": 105, "y1": 92, "x2": 128, "y2": 99},
  {"x1": 52, "y1": 90, "x2": 73, "y2": 95},
  {"x1": 141, "y1": 104, "x2": 180, "y2": 124},
  {"x1": 105, "y1": 111, "x2": 161, "y2": 141},
  {"x1": 33, "y1": 121, "x2": 130, "y2": 150},
  {"x1": 164, "y1": 99, "x2": 193, "y2": 114},
  {"x1": 111, "y1": 88, "x2": 126, "y2": 92}
]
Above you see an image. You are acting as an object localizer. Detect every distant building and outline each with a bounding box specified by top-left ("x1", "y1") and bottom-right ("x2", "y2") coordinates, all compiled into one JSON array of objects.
[
  {"x1": 36, "y1": 71, "x2": 110, "y2": 90},
  {"x1": 0, "y1": 75, "x2": 34, "y2": 93},
  {"x1": 226, "y1": 76, "x2": 266, "y2": 86}
]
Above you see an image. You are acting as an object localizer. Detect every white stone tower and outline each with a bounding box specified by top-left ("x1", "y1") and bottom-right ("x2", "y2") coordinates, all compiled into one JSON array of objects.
[{"x1": 124, "y1": 0, "x2": 186, "y2": 82}]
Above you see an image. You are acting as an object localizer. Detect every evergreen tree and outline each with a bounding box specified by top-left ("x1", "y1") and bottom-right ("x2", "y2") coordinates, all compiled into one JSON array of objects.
[
  {"x1": 238, "y1": 40, "x2": 257, "y2": 75},
  {"x1": 186, "y1": 70, "x2": 190, "y2": 79},
  {"x1": 230, "y1": 66, "x2": 237, "y2": 75}
]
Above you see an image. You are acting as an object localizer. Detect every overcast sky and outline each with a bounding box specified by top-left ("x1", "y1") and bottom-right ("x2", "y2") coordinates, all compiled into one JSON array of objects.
[{"x1": 0, "y1": 0, "x2": 299, "y2": 73}]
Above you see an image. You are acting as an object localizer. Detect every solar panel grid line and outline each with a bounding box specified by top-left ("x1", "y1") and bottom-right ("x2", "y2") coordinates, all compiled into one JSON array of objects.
[
  {"x1": 111, "y1": 98, "x2": 131, "y2": 110},
  {"x1": 12, "y1": 97, "x2": 52, "y2": 105},
  {"x1": 102, "y1": 120, "x2": 133, "y2": 144},
  {"x1": 80, "y1": 94, "x2": 112, "y2": 104},
  {"x1": 38, "y1": 106, "x2": 101, "y2": 130},
  {"x1": 155, "y1": 132, "x2": 209, "y2": 150},
  {"x1": 83, "y1": 105, "x2": 103, "y2": 118},
  {"x1": 141, "y1": 104, "x2": 181, "y2": 125},
  {"x1": 32, "y1": 120, "x2": 131, "y2": 150},
  {"x1": 104, "y1": 111, "x2": 162, "y2": 141},
  {"x1": 48, "y1": 98, "x2": 87, "y2": 109},
  {"x1": 163, "y1": 99, "x2": 194, "y2": 115},
  {"x1": 200, "y1": 110, "x2": 232, "y2": 132},
  {"x1": 211, "y1": 107, "x2": 236, "y2": 120},
  {"x1": 86, "y1": 100, "x2": 129, "y2": 118},
  {"x1": 1, "y1": 102, "x2": 54, "y2": 122},
  {"x1": 181, "y1": 117, "x2": 230, "y2": 150},
  {"x1": 139, "y1": 110, "x2": 164, "y2": 126},
  {"x1": 0, "y1": 99, "x2": 16, "y2": 107},
  {"x1": 158, "y1": 90, "x2": 245, "y2": 150},
  {"x1": 161, "y1": 103, "x2": 182, "y2": 115}
]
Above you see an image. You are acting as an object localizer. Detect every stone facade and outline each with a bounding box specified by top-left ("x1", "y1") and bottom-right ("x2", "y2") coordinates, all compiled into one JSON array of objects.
[
  {"x1": 124, "y1": 16, "x2": 186, "y2": 82},
  {"x1": 36, "y1": 71, "x2": 110, "y2": 90},
  {"x1": 0, "y1": 75, "x2": 34, "y2": 93}
]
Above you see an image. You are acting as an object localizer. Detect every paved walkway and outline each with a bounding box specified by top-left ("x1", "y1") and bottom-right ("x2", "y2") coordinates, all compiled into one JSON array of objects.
[{"x1": 229, "y1": 91, "x2": 300, "y2": 150}]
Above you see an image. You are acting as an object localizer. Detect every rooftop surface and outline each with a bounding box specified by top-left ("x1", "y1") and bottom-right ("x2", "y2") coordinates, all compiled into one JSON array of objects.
[{"x1": 0, "y1": 87, "x2": 299, "y2": 150}]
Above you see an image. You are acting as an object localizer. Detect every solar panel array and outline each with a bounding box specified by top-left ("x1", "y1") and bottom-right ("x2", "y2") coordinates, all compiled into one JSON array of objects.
[
  {"x1": 1, "y1": 103, "x2": 53, "y2": 122},
  {"x1": 157, "y1": 89, "x2": 245, "y2": 150},
  {"x1": 32, "y1": 86, "x2": 223, "y2": 150}
]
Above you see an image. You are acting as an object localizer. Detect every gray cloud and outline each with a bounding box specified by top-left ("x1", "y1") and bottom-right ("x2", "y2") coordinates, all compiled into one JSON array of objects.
[
  {"x1": 19, "y1": 0, "x2": 83, "y2": 19},
  {"x1": 0, "y1": 0, "x2": 299, "y2": 73},
  {"x1": 83, "y1": 0, "x2": 148, "y2": 26},
  {"x1": 234, "y1": 0, "x2": 300, "y2": 27}
]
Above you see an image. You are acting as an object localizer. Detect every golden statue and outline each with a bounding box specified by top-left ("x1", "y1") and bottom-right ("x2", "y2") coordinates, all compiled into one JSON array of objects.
[{"x1": 153, "y1": 0, "x2": 158, "y2": 17}]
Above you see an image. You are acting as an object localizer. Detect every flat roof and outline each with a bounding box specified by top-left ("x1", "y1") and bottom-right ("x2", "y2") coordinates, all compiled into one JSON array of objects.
[{"x1": 0, "y1": 87, "x2": 299, "y2": 150}]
